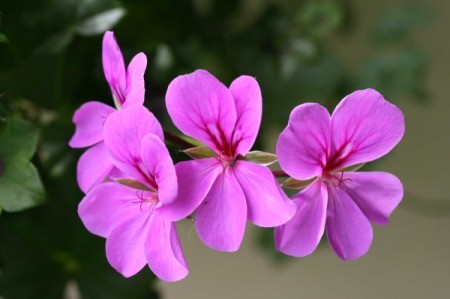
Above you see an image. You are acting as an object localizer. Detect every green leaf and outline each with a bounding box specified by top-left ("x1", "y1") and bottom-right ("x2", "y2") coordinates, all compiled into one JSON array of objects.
[
  {"x1": 76, "y1": 7, "x2": 126, "y2": 36},
  {"x1": 244, "y1": 151, "x2": 277, "y2": 166},
  {"x1": 281, "y1": 177, "x2": 315, "y2": 189},
  {"x1": 0, "y1": 119, "x2": 45, "y2": 212},
  {"x1": 115, "y1": 178, "x2": 151, "y2": 191},
  {"x1": 183, "y1": 146, "x2": 218, "y2": 159},
  {"x1": 0, "y1": 32, "x2": 8, "y2": 43}
]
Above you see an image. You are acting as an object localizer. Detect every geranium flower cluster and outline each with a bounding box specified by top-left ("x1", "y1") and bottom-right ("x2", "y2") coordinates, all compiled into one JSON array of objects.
[{"x1": 70, "y1": 32, "x2": 405, "y2": 282}]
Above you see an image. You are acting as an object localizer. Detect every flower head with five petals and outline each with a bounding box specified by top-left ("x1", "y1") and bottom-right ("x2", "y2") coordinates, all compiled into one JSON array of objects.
[
  {"x1": 163, "y1": 70, "x2": 297, "y2": 252},
  {"x1": 275, "y1": 89, "x2": 405, "y2": 260}
]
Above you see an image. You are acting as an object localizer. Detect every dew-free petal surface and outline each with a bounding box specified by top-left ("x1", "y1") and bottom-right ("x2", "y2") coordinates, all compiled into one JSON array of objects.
[
  {"x1": 166, "y1": 70, "x2": 237, "y2": 154},
  {"x1": 140, "y1": 134, "x2": 177, "y2": 204},
  {"x1": 277, "y1": 103, "x2": 331, "y2": 180},
  {"x1": 156, "y1": 158, "x2": 221, "y2": 221},
  {"x1": 229, "y1": 76, "x2": 262, "y2": 156},
  {"x1": 124, "y1": 52, "x2": 147, "y2": 108},
  {"x1": 234, "y1": 160, "x2": 296, "y2": 227},
  {"x1": 69, "y1": 101, "x2": 115, "y2": 148},
  {"x1": 77, "y1": 142, "x2": 114, "y2": 193},
  {"x1": 106, "y1": 214, "x2": 151, "y2": 278},
  {"x1": 342, "y1": 171, "x2": 403, "y2": 225},
  {"x1": 331, "y1": 89, "x2": 405, "y2": 169},
  {"x1": 78, "y1": 182, "x2": 143, "y2": 238},
  {"x1": 275, "y1": 180, "x2": 328, "y2": 257},
  {"x1": 102, "y1": 31, "x2": 126, "y2": 105},
  {"x1": 326, "y1": 185, "x2": 373, "y2": 260},
  {"x1": 103, "y1": 106, "x2": 163, "y2": 186},
  {"x1": 195, "y1": 170, "x2": 247, "y2": 252},
  {"x1": 145, "y1": 215, "x2": 188, "y2": 282}
]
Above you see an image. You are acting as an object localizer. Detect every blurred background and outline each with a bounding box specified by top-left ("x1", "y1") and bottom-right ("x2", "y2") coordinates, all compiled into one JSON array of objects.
[{"x1": 0, "y1": 0, "x2": 449, "y2": 298}]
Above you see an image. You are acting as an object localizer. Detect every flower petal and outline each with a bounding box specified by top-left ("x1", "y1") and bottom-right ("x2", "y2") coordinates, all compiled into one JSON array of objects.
[
  {"x1": 331, "y1": 89, "x2": 405, "y2": 169},
  {"x1": 277, "y1": 103, "x2": 331, "y2": 180},
  {"x1": 140, "y1": 134, "x2": 177, "y2": 204},
  {"x1": 102, "y1": 31, "x2": 126, "y2": 105},
  {"x1": 275, "y1": 180, "x2": 327, "y2": 257},
  {"x1": 326, "y1": 185, "x2": 373, "y2": 260},
  {"x1": 145, "y1": 215, "x2": 188, "y2": 282},
  {"x1": 233, "y1": 160, "x2": 296, "y2": 227},
  {"x1": 229, "y1": 76, "x2": 262, "y2": 156},
  {"x1": 166, "y1": 70, "x2": 237, "y2": 155},
  {"x1": 77, "y1": 142, "x2": 114, "y2": 193},
  {"x1": 341, "y1": 172, "x2": 403, "y2": 225},
  {"x1": 78, "y1": 182, "x2": 142, "y2": 238},
  {"x1": 123, "y1": 52, "x2": 147, "y2": 108},
  {"x1": 156, "y1": 158, "x2": 221, "y2": 221},
  {"x1": 69, "y1": 101, "x2": 115, "y2": 148},
  {"x1": 103, "y1": 105, "x2": 163, "y2": 186},
  {"x1": 106, "y1": 214, "x2": 151, "y2": 278},
  {"x1": 195, "y1": 171, "x2": 247, "y2": 252}
]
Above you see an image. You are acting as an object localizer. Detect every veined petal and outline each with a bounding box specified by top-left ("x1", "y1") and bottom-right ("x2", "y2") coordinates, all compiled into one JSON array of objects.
[
  {"x1": 342, "y1": 172, "x2": 403, "y2": 225},
  {"x1": 140, "y1": 134, "x2": 177, "y2": 204},
  {"x1": 69, "y1": 101, "x2": 115, "y2": 148},
  {"x1": 277, "y1": 103, "x2": 331, "y2": 180},
  {"x1": 123, "y1": 52, "x2": 147, "y2": 108},
  {"x1": 166, "y1": 70, "x2": 237, "y2": 155},
  {"x1": 77, "y1": 142, "x2": 114, "y2": 193},
  {"x1": 156, "y1": 158, "x2": 221, "y2": 221},
  {"x1": 233, "y1": 161, "x2": 296, "y2": 227},
  {"x1": 326, "y1": 185, "x2": 373, "y2": 260},
  {"x1": 330, "y1": 89, "x2": 405, "y2": 169},
  {"x1": 106, "y1": 214, "x2": 151, "y2": 278},
  {"x1": 275, "y1": 180, "x2": 327, "y2": 257},
  {"x1": 146, "y1": 215, "x2": 188, "y2": 282},
  {"x1": 103, "y1": 106, "x2": 163, "y2": 187},
  {"x1": 195, "y1": 170, "x2": 247, "y2": 252},
  {"x1": 102, "y1": 31, "x2": 126, "y2": 105},
  {"x1": 78, "y1": 182, "x2": 142, "y2": 238},
  {"x1": 229, "y1": 76, "x2": 262, "y2": 156}
]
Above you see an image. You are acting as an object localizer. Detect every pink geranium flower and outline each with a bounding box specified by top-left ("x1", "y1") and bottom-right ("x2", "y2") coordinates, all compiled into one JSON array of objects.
[
  {"x1": 69, "y1": 31, "x2": 147, "y2": 193},
  {"x1": 78, "y1": 105, "x2": 188, "y2": 282},
  {"x1": 275, "y1": 89, "x2": 405, "y2": 260},
  {"x1": 163, "y1": 70, "x2": 296, "y2": 252}
]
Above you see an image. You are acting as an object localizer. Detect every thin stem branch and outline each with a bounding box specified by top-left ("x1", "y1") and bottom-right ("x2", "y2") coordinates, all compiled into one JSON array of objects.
[
  {"x1": 271, "y1": 169, "x2": 289, "y2": 178},
  {"x1": 164, "y1": 129, "x2": 195, "y2": 149}
]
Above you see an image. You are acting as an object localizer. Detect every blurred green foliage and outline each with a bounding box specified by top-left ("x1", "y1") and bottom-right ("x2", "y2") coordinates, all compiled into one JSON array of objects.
[{"x1": 0, "y1": 0, "x2": 429, "y2": 297}]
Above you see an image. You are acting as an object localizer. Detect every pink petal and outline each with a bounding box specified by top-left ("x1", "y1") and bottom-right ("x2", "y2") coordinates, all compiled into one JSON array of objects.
[
  {"x1": 166, "y1": 70, "x2": 237, "y2": 155},
  {"x1": 78, "y1": 182, "x2": 142, "y2": 238},
  {"x1": 103, "y1": 106, "x2": 163, "y2": 186},
  {"x1": 77, "y1": 142, "x2": 114, "y2": 193},
  {"x1": 326, "y1": 185, "x2": 373, "y2": 260},
  {"x1": 195, "y1": 171, "x2": 247, "y2": 252},
  {"x1": 140, "y1": 134, "x2": 177, "y2": 204},
  {"x1": 341, "y1": 172, "x2": 403, "y2": 225},
  {"x1": 106, "y1": 214, "x2": 151, "y2": 278},
  {"x1": 276, "y1": 103, "x2": 331, "y2": 180},
  {"x1": 145, "y1": 215, "x2": 188, "y2": 282},
  {"x1": 69, "y1": 101, "x2": 115, "y2": 148},
  {"x1": 275, "y1": 180, "x2": 327, "y2": 257},
  {"x1": 123, "y1": 52, "x2": 147, "y2": 108},
  {"x1": 330, "y1": 89, "x2": 405, "y2": 169},
  {"x1": 156, "y1": 158, "x2": 222, "y2": 221},
  {"x1": 229, "y1": 76, "x2": 262, "y2": 156},
  {"x1": 102, "y1": 31, "x2": 126, "y2": 105},
  {"x1": 233, "y1": 160, "x2": 296, "y2": 227}
]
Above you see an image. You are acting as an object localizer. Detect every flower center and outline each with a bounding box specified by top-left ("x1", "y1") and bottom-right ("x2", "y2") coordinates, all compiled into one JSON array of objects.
[
  {"x1": 132, "y1": 191, "x2": 160, "y2": 213},
  {"x1": 215, "y1": 152, "x2": 236, "y2": 169},
  {"x1": 319, "y1": 171, "x2": 352, "y2": 191}
]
